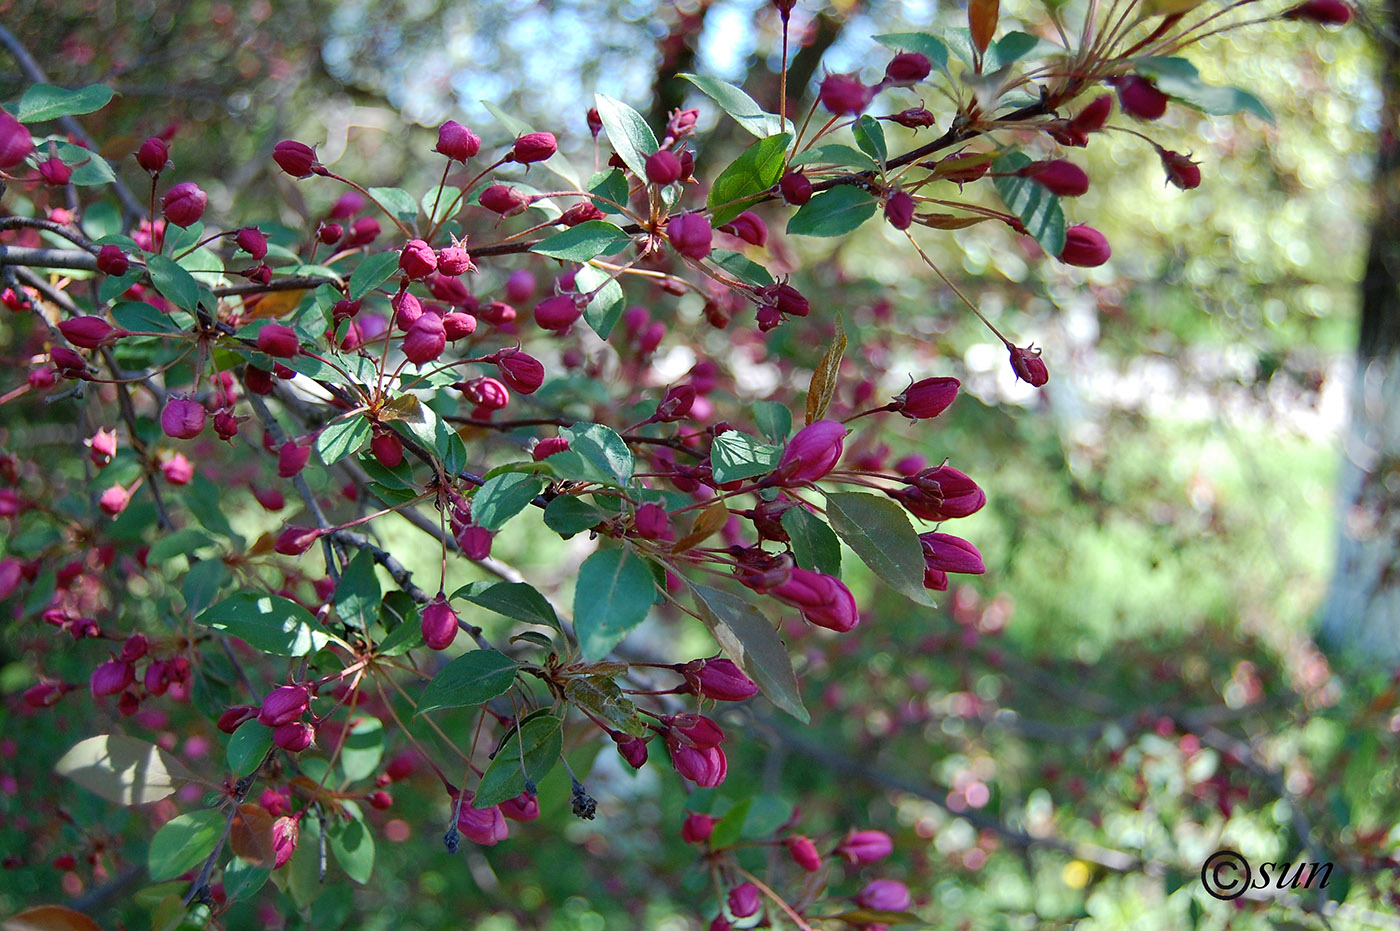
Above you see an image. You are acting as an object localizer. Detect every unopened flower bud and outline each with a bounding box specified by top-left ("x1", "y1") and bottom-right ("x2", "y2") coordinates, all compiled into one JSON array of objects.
[
  {"x1": 399, "y1": 239, "x2": 438, "y2": 279},
  {"x1": 587, "y1": 107, "x2": 604, "y2": 138},
  {"x1": 274, "y1": 525, "x2": 321, "y2": 556},
  {"x1": 787, "y1": 835, "x2": 822, "y2": 871},
  {"x1": 403, "y1": 313, "x2": 446, "y2": 365},
  {"x1": 1020, "y1": 159, "x2": 1089, "y2": 196},
  {"x1": 161, "y1": 182, "x2": 207, "y2": 228},
  {"x1": 421, "y1": 597, "x2": 460, "y2": 651},
  {"x1": 257, "y1": 323, "x2": 300, "y2": 358},
  {"x1": 1284, "y1": 0, "x2": 1353, "y2": 23},
  {"x1": 683, "y1": 658, "x2": 759, "y2": 702},
  {"x1": 728, "y1": 883, "x2": 760, "y2": 918},
  {"x1": 681, "y1": 812, "x2": 716, "y2": 844},
  {"x1": 667, "y1": 213, "x2": 713, "y2": 260},
  {"x1": 95, "y1": 245, "x2": 130, "y2": 277},
  {"x1": 1116, "y1": 75, "x2": 1169, "y2": 120},
  {"x1": 273, "y1": 721, "x2": 315, "y2": 752},
  {"x1": 835, "y1": 829, "x2": 893, "y2": 864},
  {"x1": 646, "y1": 149, "x2": 683, "y2": 185},
  {"x1": 884, "y1": 106, "x2": 937, "y2": 129},
  {"x1": 493, "y1": 348, "x2": 545, "y2": 394},
  {"x1": 510, "y1": 131, "x2": 557, "y2": 164},
  {"x1": 533, "y1": 437, "x2": 571, "y2": 461},
  {"x1": 217, "y1": 705, "x2": 258, "y2": 733},
  {"x1": 259, "y1": 685, "x2": 310, "y2": 727},
  {"x1": 90, "y1": 659, "x2": 134, "y2": 697},
  {"x1": 499, "y1": 791, "x2": 540, "y2": 822},
  {"x1": 633, "y1": 502, "x2": 674, "y2": 541},
  {"x1": 370, "y1": 431, "x2": 403, "y2": 467},
  {"x1": 1058, "y1": 224, "x2": 1111, "y2": 267},
  {"x1": 614, "y1": 732, "x2": 649, "y2": 768},
  {"x1": 272, "y1": 816, "x2": 299, "y2": 868},
  {"x1": 718, "y1": 211, "x2": 767, "y2": 247},
  {"x1": 273, "y1": 140, "x2": 322, "y2": 178},
  {"x1": 346, "y1": 216, "x2": 380, "y2": 246},
  {"x1": 857, "y1": 879, "x2": 911, "y2": 911},
  {"x1": 161, "y1": 453, "x2": 194, "y2": 485},
  {"x1": 534, "y1": 294, "x2": 584, "y2": 331},
  {"x1": 772, "y1": 568, "x2": 860, "y2": 632},
  {"x1": 480, "y1": 184, "x2": 530, "y2": 216},
  {"x1": 39, "y1": 157, "x2": 72, "y2": 185},
  {"x1": 666, "y1": 107, "x2": 700, "y2": 140},
  {"x1": 780, "y1": 169, "x2": 814, "y2": 205},
  {"x1": 885, "y1": 51, "x2": 932, "y2": 85},
  {"x1": 777, "y1": 420, "x2": 845, "y2": 484},
  {"x1": 235, "y1": 227, "x2": 268, "y2": 260},
  {"x1": 435, "y1": 120, "x2": 482, "y2": 161},
  {"x1": 277, "y1": 441, "x2": 311, "y2": 477},
  {"x1": 59, "y1": 316, "x2": 124, "y2": 350},
  {"x1": 885, "y1": 190, "x2": 916, "y2": 230},
  {"x1": 161, "y1": 397, "x2": 207, "y2": 440},
  {"x1": 1009, "y1": 344, "x2": 1049, "y2": 386},
  {"x1": 893, "y1": 376, "x2": 959, "y2": 420},
  {"x1": 136, "y1": 137, "x2": 169, "y2": 174},
  {"x1": 0, "y1": 112, "x2": 33, "y2": 170},
  {"x1": 438, "y1": 242, "x2": 475, "y2": 276},
  {"x1": 819, "y1": 73, "x2": 873, "y2": 115},
  {"x1": 1159, "y1": 148, "x2": 1202, "y2": 189}
]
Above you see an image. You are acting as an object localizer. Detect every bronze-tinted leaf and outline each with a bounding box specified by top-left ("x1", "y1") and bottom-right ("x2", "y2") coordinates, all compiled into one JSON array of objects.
[
  {"x1": 970, "y1": 0, "x2": 1000, "y2": 55},
  {"x1": 805, "y1": 322, "x2": 847, "y2": 425}
]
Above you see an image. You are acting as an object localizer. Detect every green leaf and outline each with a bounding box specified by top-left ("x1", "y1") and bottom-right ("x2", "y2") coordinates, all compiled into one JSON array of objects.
[
  {"x1": 553, "y1": 423, "x2": 634, "y2": 486},
  {"x1": 679, "y1": 73, "x2": 788, "y2": 137},
  {"x1": 148, "y1": 810, "x2": 223, "y2": 882},
  {"x1": 709, "y1": 250, "x2": 774, "y2": 287},
  {"x1": 474, "y1": 714, "x2": 563, "y2": 808},
  {"x1": 111, "y1": 300, "x2": 182, "y2": 335},
  {"x1": 689, "y1": 583, "x2": 808, "y2": 722},
  {"x1": 752, "y1": 401, "x2": 792, "y2": 444},
  {"x1": 472, "y1": 473, "x2": 546, "y2": 530},
  {"x1": 786, "y1": 187, "x2": 878, "y2": 237},
  {"x1": 789, "y1": 144, "x2": 879, "y2": 172},
  {"x1": 992, "y1": 151, "x2": 1067, "y2": 256},
  {"x1": 574, "y1": 263, "x2": 626, "y2": 340},
  {"x1": 224, "y1": 857, "x2": 271, "y2": 902},
  {"x1": 375, "y1": 597, "x2": 423, "y2": 656},
  {"x1": 824, "y1": 491, "x2": 936, "y2": 607},
  {"x1": 587, "y1": 169, "x2": 630, "y2": 214},
  {"x1": 182, "y1": 558, "x2": 228, "y2": 616},
  {"x1": 367, "y1": 186, "x2": 420, "y2": 225},
  {"x1": 782, "y1": 507, "x2": 842, "y2": 576},
  {"x1": 328, "y1": 812, "x2": 375, "y2": 884},
  {"x1": 17, "y1": 83, "x2": 114, "y2": 122},
  {"x1": 452, "y1": 580, "x2": 561, "y2": 629},
  {"x1": 593, "y1": 93, "x2": 658, "y2": 179},
  {"x1": 990, "y1": 31, "x2": 1062, "y2": 70},
  {"x1": 339, "y1": 717, "x2": 384, "y2": 782},
  {"x1": 147, "y1": 528, "x2": 217, "y2": 565},
  {"x1": 565, "y1": 676, "x2": 646, "y2": 737},
  {"x1": 391, "y1": 394, "x2": 467, "y2": 474},
  {"x1": 1134, "y1": 56, "x2": 1273, "y2": 123},
  {"x1": 227, "y1": 721, "x2": 272, "y2": 777},
  {"x1": 530, "y1": 221, "x2": 631, "y2": 262},
  {"x1": 198, "y1": 593, "x2": 331, "y2": 656},
  {"x1": 482, "y1": 99, "x2": 535, "y2": 137},
  {"x1": 543, "y1": 495, "x2": 607, "y2": 537},
  {"x1": 707, "y1": 133, "x2": 791, "y2": 227},
  {"x1": 852, "y1": 116, "x2": 887, "y2": 168},
  {"x1": 574, "y1": 547, "x2": 657, "y2": 659},
  {"x1": 99, "y1": 270, "x2": 144, "y2": 304},
  {"x1": 416, "y1": 651, "x2": 520, "y2": 715},
  {"x1": 346, "y1": 251, "x2": 401, "y2": 300},
  {"x1": 334, "y1": 549, "x2": 381, "y2": 632},
  {"x1": 147, "y1": 254, "x2": 201, "y2": 312},
  {"x1": 711, "y1": 431, "x2": 781, "y2": 484},
  {"x1": 315, "y1": 414, "x2": 371, "y2": 465},
  {"x1": 55, "y1": 735, "x2": 192, "y2": 806},
  {"x1": 49, "y1": 139, "x2": 115, "y2": 186},
  {"x1": 873, "y1": 33, "x2": 951, "y2": 72}
]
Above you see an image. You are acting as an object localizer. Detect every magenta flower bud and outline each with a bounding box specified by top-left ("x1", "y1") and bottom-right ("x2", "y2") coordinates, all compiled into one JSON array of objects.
[
  {"x1": 728, "y1": 883, "x2": 760, "y2": 919},
  {"x1": 655, "y1": 385, "x2": 695, "y2": 422},
  {"x1": 885, "y1": 190, "x2": 916, "y2": 230},
  {"x1": 59, "y1": 316, "x2": 123, "y2": 350},
  {"x1": 258, "y1": 684, "x2": 310, "y2": 727},
  {"x1": 819, "y1": 72, "x2": 873, "y2": 115},
  {"x1": 120, "y1": 634, "x2": 149, "y2": 662},
  {"x1": 667, "y1": 213, "x2": 713, "y2": 260},
  {"x1": 435, "y1": 120, "x2": 481, "y2": 161},
  {"x1": 614, "y1": 733, "x2": 648, "y2": 768},
  {"x1": 230, "y1": 228, "x2": 268, "y2": 262},
  {"x1": 671, "y1": 744, "x2": 728, "y2": 787},
  {"x1": 1021, "y1": 159, "x2": 1089, "y2": 197},
  {"x1": 560, "y1": 202, "x2": 605, "y2": 226},
  {"x1": 39, "y1": 157, "x2": 73, "y2": 185},
  {"x1": 671, "y1": 713, "x2": 725, "y2": 748},
  {"x1": 760, "y1": 282, "x2": 810, "y2": 318},
  {"x1": 587, "y1": 107, "x2": 604, "y2": 138},
  {"x1": 274, "y1": 525, "x2": 321, "y2": 555},
  {"x1": 1159, "y1": 149, "x2": 1202, "y2": 190},
  {"x1": 95, "y1": 245, "x2": 130, "y2": 277},
  {"x1": 919, "y1": 532, "x2": 986, "y2": 585},
  {"x1": 346, "y1": 216, "x2": 380, "y2": 246},
  {"x1": 499, "y1": 791, "x2": 540, "y2": 822},
  {"x1": 493, "y1": 348, "x2": 545, "y2": 394},
  {"x1": 328, "y1": 191, "x2": 365, "y2": 219},
  {"x1": 458, "y1": 376, "x2": 510, "y2": 411},
  {"x1": 835, "y1": 829, "x2": 893, "y2": 865},
  {"x1": 257, "y1": 323, "x2": 300, "y2": 358},
  {"x1": 1073, "y1": 95, "x2": 1114, "y2": 135},
  {"x1": 885, "y1": 106, "x2": 937, "y2": 129},
  {"x1": 683, "y1": 658, "x2": 759, "y2": 702},
  {"x1": 277, "y1": 441, "x2": 312, "y2": 478},
  {"x1": 681, "y1": 812, "x2": 716, "y2": 844},
  {"x1": 786, "y1": 835, "x2": 822, "y2": 871},
  {"x1": 505, "y1": 270, "x2": 536, "y2": 303},
  {"x1": 161, "y1": 396, "x2": 207, "y2": 440},
  {"x1": 1284, "y1": 0, "x2": 1353, "y2": 22},
  {"x1": 392, "y1": 291, "x2": 424, "y2": 331},
  {"x1": 1058, "y1": 224, "x2": 1111, "y2": 267},
  {"x1": 22, "y1": 681, "x2": 61, "y2": 708},
  {"x1": 533, "y1": 436, "x2": 571, "y2": 461},
  {"x1": 253, "y1": 486, "x2": 286, "y2": 512},
  {"x1": 421, "y1": 596, "x2": 460, "y2": 651},
  {"x1": 678, "y1": 148, "x2": 696, "y2": 180},
  {"x1": 136, "y1": 137, "x2": 170, "y2": 174},
  {"x1": 332, "y1": 299, "x2": 361, "y2": 322},
  {"x1": 709, "y1": 918, "x2": 732, "y2": 931},
  {"x1": 403, "y1": 313, "x2": 447, "y2": 365},
  {"x1": 161, "y1": 453, "x2": 194, "y2": 485},
  {"x1": 456, "y1": 791, "x2": 509, "y2": 845},
  {"x1": 633, "y1": 503, "x2": 674, "y2": 541},
  {"x1": 90, "y1": 659, "x2": 134, "y2": 697},
  {"x1": 893, "y1": 376, "x2": 959, "y2": 420},
  {"x1": 479, "y1": 184, "x2": 530, "y2": 216},
  {"x1": 217, "y1": 705, "x2": 259, "y2": 733},
  {"x1": 161, "y1": 182, "x2": 207, "y2": 228},
  {"x1": 717, "y1": 211, "x2": 767, "y2": 247},
  {"x1": 456, "y1": 524, "x2": 494, "y2": 560},
  {"x1": 534, "y1": 293, "x2": 584, "y2": 331},
  {"x1": 894, "y1": 465, "x2": 985, "y2": 521},
  {"x1": 666, "y1": 107, "x2": 700, "y2": 139},
  {"x1": 780, "y1": 169, "x2": 814, "y2": 205},
  {"x1": 370, "y1": 431, "x2": 403, "y2": 468},
  {"x1": 51, "y1": 346, "x2": 88, "y2": 378},
  {"x1": 1009, "y1": 345, "x2": 1049, "y2": 386},
  {"x1": 510, "y1": 131, "x2": 557, "y2": 164},
  {"x1": 777, "y1": 420, "x2": 846, "y2": 484},
  {"x1": 885, "y1": 51, "x2": 932, "y2": 85},
  {"x1": 0, "y1": 112, "x2": 34, "y2": 169},
  {"x1": 399, "y1": 239, "x2": 438, "y2": 280},
  {"x1": 272, "y1": 816, "x2": 299, "y2": 869},
  {"x1": 443, "y1": 312, "x2": 477, "y2": 340},
  {"x1": 646, "y1": 149, "x2": 683, "y2": 185},
  {"x1": 318, "y1": 222, "x2": 343, "y2": 245},
  {"x1": 0, "y1": 558, "x2": 22, "y2": 601},
  {"x1": 857, "y1": 879, "x2": 911, "y2": 912},
  {"x1": 273, "y1": 721, "x2": 315, "y2": 752},
  {"x1": 273, "y1": 140, "x2": 322, "y2": 178},
  {"x1": 1116, "y1": 75, "x2": 1169, "y2": 120},
  {"x1": 773, "y1": 568, "x2": 860, "y2": 632},
  {"x1": 438, "y1": 243, "x2": 474, "y2": 277}
]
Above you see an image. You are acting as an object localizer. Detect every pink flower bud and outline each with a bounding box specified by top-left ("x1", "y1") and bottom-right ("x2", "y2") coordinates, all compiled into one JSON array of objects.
[
  {"x1": 1058, "y1": 224, "x2": 1111, "y2": 267},
  {"x1": 438, "y1": 243, "x2": 474, "y2": 277},
  {"x1": 346, "y1": 216, "x2": 380, "y2": 246},
  {"x1": 819, "y1": 73, "x2": 873, "y2": 115},
  {"x1": 229, "y1": 227, "x2": 267, "y2": 261},
  {"x1": 681, "y1": 812, "x2": 717, "y2": 844},
  {"x1": 667, "y1": 213, "x2": 713, "y2": 260},
  {"x1": 777, "y1": 420, "x2": 846, "y2": 484},
  {"x1": 95, "y1": 245, "x2": 130, "y2": 277},
  {"x1": 1020, "y1": 159, "x2": 1089, "y2": 197},
  {"x1": 633, "y1": 503, "x2": 674, "y2": 541},
  {"x1": 533, "y1": 437, "x2": 571, "y2": 461},
  {"x1": 759, "y1": 282, "x2": 809, "y2": 318},
  {"x1": 857, "y1": 879, "x2": 911, "y2": 911},
  {"x1": 1284, "y1": 0, "x2": 1353, "y2": 22},
  {"x1": 884, "y1": 107, "x2": 937, "y2": 129},
  {"x1": 493, "y1": 348, "x2": 545, "y2": 394},
  {"x1": 885, "y1": 190, "x2": 916, "y2": 230},
  {"x1": 399, "y1": 239, "x2": 438, "y2": 280},
  {"x1": 274, "y1": 525, "x2": 321, "y2": 556},
  {"x1": 919, "y1": 532, "x2": 985, "y2": 591},
  {"x1": 213, "y1": 410, "x2": 239, "y2": 441},
  {"x1": 456, "y1": 791, "x2": 510, "y2": 845},
  {"x1": 1009, "y1": 344, "x2": 1049, "y2": 386},
  {"x1": 0, "y1": 112, "x2": 33, "y2": 169},
  {"x1": 1073, "y1": 95, "x2": 1113, "y2": 136},
  {"x1": 135, "y1": 137, "x2": 169, "y2": 173},
  {"x1": 893, "y1": 465, "x2": 985, "y2": 521},
  {"x1": 161, "y1": 452, "x2": 194, "y2": 485},
  {"x1": 836, "y1": 829, "x2": 893, "y2": 865},
  {"x1": 161, "y1": 182, "x2": 207, "y2": 228},
  {"x1": 718, "y1": 211, "x2": 767, "y2": 247},
  {"x1": 403, "y1": 313, "x2": 446, "y2": 365},
  {"x1": 587, "y1": 107, "x2": 604, "y2": 138},
  {"x1": 670, "y1": 743, "x2": 728, "y2": 787},
  {"x1": 161, "y1": 397, "x2": 207, "y2": 440},
  {"x1": 666, "y1": 107, "x2": 700, "y2": 139},
  {"x1": 421, "y1": 597, "x2": 459, "y2": 651},
  {"x1": 392, "y1": 291, "x2": 424, "y2": 331},
  {"x1": 39, "y1": 157, "x2": 72, "y2": 185},
  {"x1": 435, "y1": 120, "x2": 482, "y2": 161},
  {"x1": 505, "y1": 270, "x2": 536, "y2": 303},
  {"x1": 318, "y1": 222, "x2": 343, "y2": 245},
  {"x1": 272, "y1": 816, "x2": 299, "y2": 868},
  {"x1": 683, "y1": 657, "x2": 759, "y2": 702},
  {"x1": 0, "y1": 558, "x2": 23, "y2": 601},
  {"x1": 787, "y1": 835, "x2": 822, "y2": 871},
  {"x1": 327, "y1": 191, "x2": 365, "y2": 219},
  {"x1": 244, "y1": 365, "x2": 274, "y2": 395},
  {"x1": 252, "y1": 485, "x2": 286, "y2": 512},
  {"x1": 259, "y1": 685, "x2": 311, "y2": 727},
  {"x1": 646, "y1": 149, "x2": 683, "y2": 185},
  {"x1": 499, "y1": 791, "x2": 540, "y2": 822},
  {"x1": 893, "y1": 376, "x2": 959, "y2": 420},
  {"x1": 655, "y1": 385, "x2": 694, "y2": 422},
  {"x1": 510, "y1": 131, "x2": 557, "y2": 164},
  {"x1": 772, "y1": 568, "x2": 860, "y2": 632},
  {"x1": 90, "y1": 659, "x2": 134, "y2": 697},
  {"x1": 456, "y1": 525, "x2": 494, "y2": 560},
  {"x1": 885, "y1": 52, "x2": 931, "y2": 86},
  {"x1": 480, "y1": 184, "x2": 530, "y2": 215},
  {"x1": 614, "y1": 733, "x2": 648, "y2": 768},
  {"x1": 442, "y1": 311, "x2": 477, "y2": 340},
  {"x1": 1159, "y1": 149, "x2": 1202, "y2": 190},
  {"x1": 257, "y1": 323, "x2": 300, "y2": 358},
  {"x1": 277, "y1": 441, "x2": 311, "y2": 477},
  {"x1": 671, "y1": 713, "x2": 725, "y2": 749},
  {"x1": 728, "y1": 883, "x2": 760, "y2": 918},
  {"x1": 1116, "y1": 75, "x2": 1169, "y2": 120},
  {"x1": 217, "y1": 705, "x2": 258, "y2": 733},
  {"x1": 534, "y1": 293, "x2": 584, "y2": 331},
  {"x1": 560, "y1": 201, "x2": 606, "y2": 226},
  {"x1": 780, "y1": 170, "x2": 813, "y2": 205},
  {"x1": 24, "y1": 681, "x2": 67, "y2": 708},
  {"x1": 273, "y1": 721, "x2": 314, "y2": 752},
  {"x1": 273, "y1": 140, "x2": 322, "y2": 178},
  {"x1": 371, "y1": 431, "x2": 403, "y2": 467}
]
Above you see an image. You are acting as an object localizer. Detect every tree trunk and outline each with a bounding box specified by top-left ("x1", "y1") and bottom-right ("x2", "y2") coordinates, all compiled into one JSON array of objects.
[{"x1": 1319, "y1": 0, "x2": 1400, "y2": 661}]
